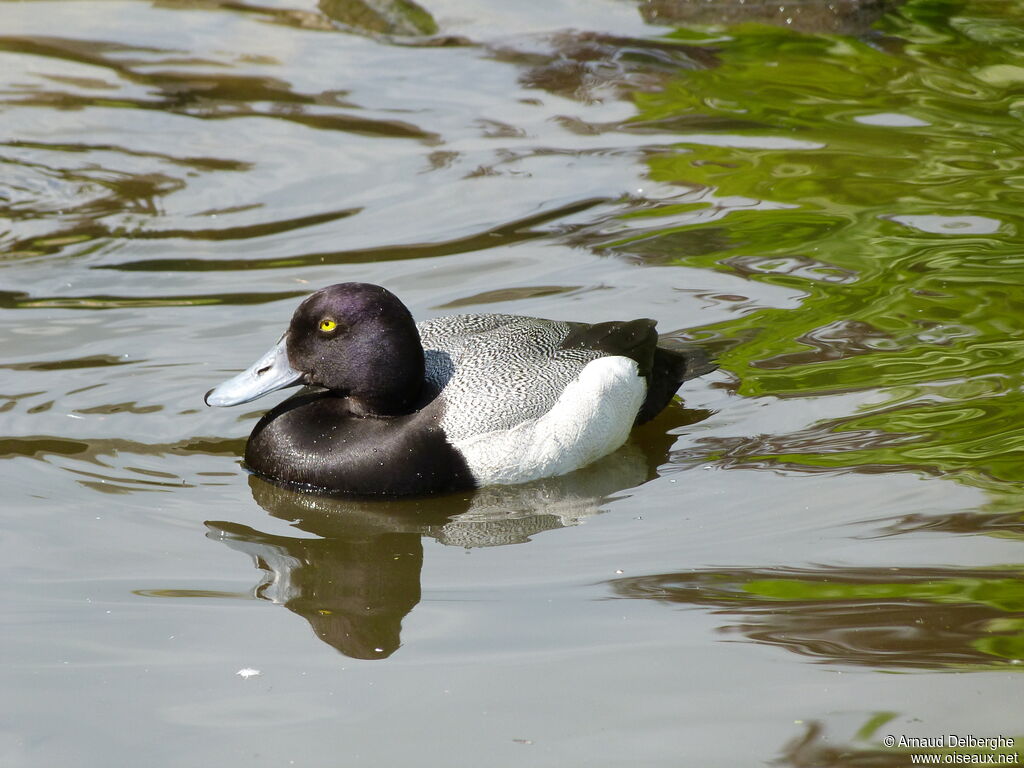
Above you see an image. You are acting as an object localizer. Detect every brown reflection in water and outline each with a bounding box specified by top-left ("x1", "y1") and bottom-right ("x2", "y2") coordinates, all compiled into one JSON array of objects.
[
  {"x1": 0, "y1": 288, "x2": 307, "y2": 310},
  {"x1": 610, "y1": 228, "x2": 736, "y2": 265},
  {"x1": 0, "y1": 434, "x2": 244, "y2": 462},
  {"x1": 435, "y1": 285, "x2": 582, "y2": 309},
  {"x1": 317, "y1": 0, "x2": 437, "y2": 37},
  {"x1": 3, "y1": 139, "x2": 252, "y2": 173},
  {"x1": 776, "y1": 720, "x2": 910, "y2": 768},
  {"x1": 598, "y1": 218, "x2": 859, "y2": 270},
  {"x1": 752, "y1": 319, "x2": 899, "y2": 369},
  {"x1": 684, "y1": 417, "x2": 921, "y2": 475},
  {"x1": 497, "y1": 31, "x2": 718, "y2": 105},
  {"x1": 877, "y1": 510, "x2": 1024, "y2": 540},
  {"x1": 155, "y1": 0, "x2": 335, "y2": 33},
  {"x1": 610, "y1": 565, "x2": 1024, "y2": 670},
  {"x1": 206, "y1": 405, "x2": 712, "y2": 659},
  {"x1": 722, "y1": 253, "x2": 859, "y2": 286},
  {"x1": 775, "y1": 719, "x2": 1024, "y2": 768},
  {"x1": 0, "y1": 433, "x2": 246, "y2": 492},
  {"x1": 101, "y1": 196, "x2": 610, "y2": 272},
  {"x1": 0, "y1": 354, "x2": 135, "y2": 371},
  {"x1": 105, "y1": 206, "x2": 360, "y2": 242},
  {"x1": 0, "y1": 36, "x2": 434, "y2": 139},
  {"x1": 638, "y1": 0, "x2": 899, "y2": 36},
  {"x1": 155, "y1": 0, "x2": 455, "y2": 38}
]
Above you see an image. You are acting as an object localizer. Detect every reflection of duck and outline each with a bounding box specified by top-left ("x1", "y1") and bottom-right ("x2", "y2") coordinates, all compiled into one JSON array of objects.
[
  {"x1": 207, "y1": 403, "x2": 710, "y2": 659},
  {"x1": 205, "y1": 283, "x2": 714, "y2": 495},
  {"x1": 209, "y1": 517, "x2": 421, "y2": 660}
]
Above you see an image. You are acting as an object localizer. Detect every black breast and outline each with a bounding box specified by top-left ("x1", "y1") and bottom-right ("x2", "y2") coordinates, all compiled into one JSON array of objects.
[{"x1": 244, "y1": 392, "x2": 476, "y2": 496}]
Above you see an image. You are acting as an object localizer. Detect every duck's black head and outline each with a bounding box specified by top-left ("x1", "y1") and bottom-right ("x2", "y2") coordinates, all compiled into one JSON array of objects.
[
  {"x1": 288, "y1": 283, "x2": 424, "y2": 413},
  {"x1": 205, "y1": 283, "x2": 425, "y2": 416}
]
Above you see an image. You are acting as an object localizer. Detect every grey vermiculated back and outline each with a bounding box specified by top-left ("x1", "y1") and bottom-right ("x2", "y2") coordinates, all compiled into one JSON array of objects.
[{"x1": 417, "y1": 314, "x2": 604, "y2": 441}]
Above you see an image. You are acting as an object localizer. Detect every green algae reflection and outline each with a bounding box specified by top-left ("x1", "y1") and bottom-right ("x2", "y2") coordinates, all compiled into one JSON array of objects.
[
  {"x1": 610, "y1": 565, "x2": 1024, "y2": 669},
  {"x1": 609, "y1": 1, "x2": 1024, "y2": 498}
]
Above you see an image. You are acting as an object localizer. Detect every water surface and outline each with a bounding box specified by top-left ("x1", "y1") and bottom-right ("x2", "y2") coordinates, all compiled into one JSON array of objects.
[{"x1": 2, "y1": 0, "x2": 1023, "y2": 765}]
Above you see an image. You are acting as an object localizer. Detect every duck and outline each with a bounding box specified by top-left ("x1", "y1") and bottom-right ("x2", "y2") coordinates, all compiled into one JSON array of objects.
[{"x1": 205, "y1": 282, "x2": 715, "y2": 496}]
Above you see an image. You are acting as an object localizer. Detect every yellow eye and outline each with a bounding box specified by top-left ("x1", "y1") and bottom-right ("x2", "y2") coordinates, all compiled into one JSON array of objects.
[{"x1": 319, "y1": 318, "x2": 337, "y2": 332}]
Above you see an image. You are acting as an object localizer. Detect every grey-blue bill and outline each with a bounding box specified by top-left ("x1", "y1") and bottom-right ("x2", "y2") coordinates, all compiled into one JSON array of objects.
[{"x1": 205, "y1": 335, "x2": 304, "y2": 407}]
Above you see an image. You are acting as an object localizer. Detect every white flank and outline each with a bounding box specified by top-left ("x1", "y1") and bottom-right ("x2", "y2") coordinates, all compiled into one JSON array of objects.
[{"x1": 454, "y1": 357, "x2": 646, "y2": 486}]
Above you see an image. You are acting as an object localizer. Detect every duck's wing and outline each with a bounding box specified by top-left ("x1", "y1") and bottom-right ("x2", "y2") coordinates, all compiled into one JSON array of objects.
[{"x1": 417, "y1": 313, "x2": 660, "y2": 441}]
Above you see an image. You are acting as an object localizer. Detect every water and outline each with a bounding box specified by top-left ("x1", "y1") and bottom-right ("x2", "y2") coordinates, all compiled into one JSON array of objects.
[{"x1": 2, "y1": 0, "x2": 1023, "y2": 765}]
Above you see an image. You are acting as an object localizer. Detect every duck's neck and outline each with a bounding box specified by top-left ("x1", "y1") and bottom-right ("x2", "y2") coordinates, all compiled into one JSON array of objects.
[{"x1": 343, "y1": 329, "x2": 425, "y2": 417}]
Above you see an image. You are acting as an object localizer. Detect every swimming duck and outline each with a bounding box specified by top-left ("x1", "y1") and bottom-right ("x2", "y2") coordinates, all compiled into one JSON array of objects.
[{"x1": 205, "y1": 282, "x2": 715, "y2": 496}]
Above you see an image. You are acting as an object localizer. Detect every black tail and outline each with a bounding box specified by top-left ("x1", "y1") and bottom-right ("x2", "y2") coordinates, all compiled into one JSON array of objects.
[
  {"x1": 559, "y1": 318, "x2": 717, "y2": 425},
  {"x1": 635, "y1": 344, "x2": 717, "y2": 424}
]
